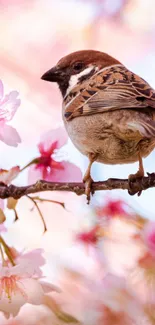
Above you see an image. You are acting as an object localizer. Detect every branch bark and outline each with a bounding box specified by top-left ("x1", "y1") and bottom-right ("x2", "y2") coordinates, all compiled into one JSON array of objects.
[{"x1": 0, "y1": 173, "x2": 155, "y2": 199}]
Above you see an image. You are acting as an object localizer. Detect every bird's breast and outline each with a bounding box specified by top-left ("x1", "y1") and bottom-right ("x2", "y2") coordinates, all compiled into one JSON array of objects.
[{"x1": 62, "y1": 110, "x2": 155, "y2": 164}]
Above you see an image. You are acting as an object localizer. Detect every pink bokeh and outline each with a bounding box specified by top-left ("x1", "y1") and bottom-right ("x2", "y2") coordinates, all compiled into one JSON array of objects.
[{"x1": 0, "y1": 0, "x2": 155, "y2": 323}]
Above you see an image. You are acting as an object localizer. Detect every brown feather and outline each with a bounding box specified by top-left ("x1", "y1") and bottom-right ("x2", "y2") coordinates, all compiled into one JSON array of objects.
[{"x1": 64, "y1": 65, "x2": 155, "y2": 122}]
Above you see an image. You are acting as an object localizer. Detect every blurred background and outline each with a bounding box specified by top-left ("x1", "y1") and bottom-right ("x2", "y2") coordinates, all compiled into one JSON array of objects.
[
  {"x1": 0, "y1": 0, "x2": 155, "y2": 324},
  {"x1": 0, "y1": 0, "x2": 155, "y2": 264}
]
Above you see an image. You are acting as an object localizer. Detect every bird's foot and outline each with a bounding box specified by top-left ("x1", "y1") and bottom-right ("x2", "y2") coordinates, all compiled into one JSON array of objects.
[
  {"x1": 128, "y1": 169, "x2": 144, "y2": 196},
  {"x1": 83, "y1": 175, "x2": 94, "y2": 204},
  {"x1": 83, "y1": 153, "x2": 97, "y2": 204}
]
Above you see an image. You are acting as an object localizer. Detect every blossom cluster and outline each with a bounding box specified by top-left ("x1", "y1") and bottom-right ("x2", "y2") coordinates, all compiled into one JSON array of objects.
[{"x1": 1, "y1": 200, "x2": 155, "y2": 325}]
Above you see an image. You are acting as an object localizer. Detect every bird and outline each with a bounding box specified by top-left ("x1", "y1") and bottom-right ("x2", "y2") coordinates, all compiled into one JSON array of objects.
[{"x1": 41, "y1": 50, "x2": 155, "y2": 202}]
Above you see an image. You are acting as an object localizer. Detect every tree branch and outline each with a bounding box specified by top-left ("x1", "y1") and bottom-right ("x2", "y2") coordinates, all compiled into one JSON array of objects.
[{"x1": 0, "y1": 173, "x2": 155, "y2": 199}]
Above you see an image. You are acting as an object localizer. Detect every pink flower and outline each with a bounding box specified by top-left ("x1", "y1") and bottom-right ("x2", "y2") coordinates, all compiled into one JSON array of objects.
[
  {"x1": 143, "y1": 221, "x2": 155, "y2": 256},
  {"x1": 0, "y1": 80, "x2": 21, "y2": 147},
  {"x1": 14, "y1": 249, "x2": 45, "y2": 277},
  {"x1": 75, "y1": 225, "x2": 107, "y2": 267},
  {"x1": 101, "y1": 274, "x2": 134, "y2": 312},
  {"x1": 138, "y1": 252, "x2": 155, "y2": 269},
  {"x1": 99, "y1": 306, "x2": 137, "y2": 325},
  {"x1": 99, "y1": 274, "x2": 144, "y2": 324},
  {"x1": 28, "y1": 127, "x2": 82, "y2": 183},
  {"x1": 76, "y1": 226, "x2": 100, "y2": 245},
  {"x1": 96, "y1": 199, "x2": 131, "y2": 220},
  {"x1": 0, "y1": 166, "x2": 20, "y2": 185},
  {"x1": 0, "y1": 249, "x2": 57, "y2": 318},
  {"x1": 44, "y1": 269, "x2": 144, "y2": 325},
  {"x1": 44, "y1": 268, "x2": 102, "y2": 325}
]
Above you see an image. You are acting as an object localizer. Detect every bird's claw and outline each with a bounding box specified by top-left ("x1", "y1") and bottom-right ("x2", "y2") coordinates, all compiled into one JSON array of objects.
[
  {"x1": 128, "y1": 172, "x2": 144, "y2": 196},
  {"x1": 128, "y1": 180, "x2": 139, "y2": 196},
  {"x1": 147, "y1": 172, "x2": 155, "y2": 177}
]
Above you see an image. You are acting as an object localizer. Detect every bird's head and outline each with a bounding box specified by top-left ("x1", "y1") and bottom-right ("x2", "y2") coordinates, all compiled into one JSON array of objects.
[{"x1": 41, "y1": 50, "x2": 120, "y2": 98}]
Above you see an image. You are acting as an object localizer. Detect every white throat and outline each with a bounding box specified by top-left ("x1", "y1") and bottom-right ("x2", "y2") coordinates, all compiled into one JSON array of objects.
[
  {"x1": 65, "y1": 63, "x2": 123, "y2": 98},
  {"x1": 66, "y1": 65, "x2": 98, "y2": 97}
]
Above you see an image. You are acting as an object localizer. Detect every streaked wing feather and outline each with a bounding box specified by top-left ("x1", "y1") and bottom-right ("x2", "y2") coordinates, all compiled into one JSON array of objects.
[{"x1": 64, "y1": 65, "x2": 155, "y2": 121}]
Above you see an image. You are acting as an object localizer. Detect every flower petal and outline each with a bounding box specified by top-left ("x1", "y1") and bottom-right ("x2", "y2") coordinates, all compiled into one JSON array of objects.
[
  {"x1": 0, "y1": 123, "x2": 21, "y2": 147},
  {"x1": 102, "y1": 274, "x2": 126, "y2": 293},
  {"x1": 17, "y1": 249, "x2": 45, "y2": 277},
  {"x1": 28, "y1": 165, "x2": 43, "y2": 184},
  {"x1": 0, "y1": 166, "x2": 20, "y2": 185},
  {"x1": 0, "y1": 284, "x2": 26, "y2": 317},
  {"x1": 45, "y1": 161, "x2": 82, "y2": 182},
  {"x1": 39, "y1": 127, "x2": 68, "y2": 153},
  {"x1": 0, "y1": 91, "x2": 21, "y2": 122},
  {"x1": 28, "y1": 161, "x2": 82, "y2": 183},
  {"x1": 39, "y1": 280, "x2": 61, "y2": 293},
  {"x1": 0, "y1": 80, "x2": 4, "y2": 100},
  {"x1": 22, "y1": 278, "x2": 45, "y2": 305}
]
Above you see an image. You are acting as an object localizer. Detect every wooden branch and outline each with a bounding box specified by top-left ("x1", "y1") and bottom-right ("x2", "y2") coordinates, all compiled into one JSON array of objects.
[{"x1": 0, "y1": 173, "x2": 155, "y2": 199}]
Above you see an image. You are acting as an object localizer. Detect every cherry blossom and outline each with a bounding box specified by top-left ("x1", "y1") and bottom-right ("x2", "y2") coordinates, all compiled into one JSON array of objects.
[
  {"x1": 43, "y1": 269, "x2": 144, "y2": 325},
  {"x1": 76, "y1": 225, "x2": 100, "y2": 246},
  {"x1": 28, "y1": 127, "x2": 82, "y2": 183},
  {"x1": 44, "y1": 268, "x2": 103, "y2": 325},
  {"x1": 132, "y1": 228, "x2": 155, "y2": 306},
  {"x1": 100, "y1": 274, "x2": 142, "y2": 316},
  {"x1": 99, "y1": 306, "x2": 138, "y2": 325},
  {"x1": 0, "y1": 249, "x2": 57, "y2": 318},
  {"x1": 0, "y1": 80, "x2": 21, "y2": 147},
  {"x1": 0, "y1": 166, "x2": 20, "y2": 185},
  {"x1": 96, "y1": 199, "x2": 131, "y2": 220},
  {"x1": 75, "y1": 225, "x2": 106, "y2": 264}
]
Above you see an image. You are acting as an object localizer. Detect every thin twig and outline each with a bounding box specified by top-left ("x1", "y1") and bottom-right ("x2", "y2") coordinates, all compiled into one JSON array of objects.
[
  {"x1": 27, "y1": 195, "x2": 47, "y2": 232},
  {"x1": 0, "y1": 236, "x2": 15, "y2": 266},
  {"x1": 32, "y1": 196, "x2": 65, "y2": 208}
]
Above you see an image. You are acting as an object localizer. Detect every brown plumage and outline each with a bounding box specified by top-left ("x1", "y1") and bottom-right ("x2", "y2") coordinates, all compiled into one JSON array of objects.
[{"x1": 41, "y1": 50, "x2": 155, "y2": 202}]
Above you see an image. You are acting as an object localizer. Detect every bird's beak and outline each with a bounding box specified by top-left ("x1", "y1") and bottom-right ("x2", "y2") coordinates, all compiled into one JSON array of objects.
[{"x1": 41, "y1": 66, "x2": 62, "y2": 83}]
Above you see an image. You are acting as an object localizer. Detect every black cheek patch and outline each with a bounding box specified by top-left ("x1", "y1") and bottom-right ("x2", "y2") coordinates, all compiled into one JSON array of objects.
[
  {"x1": 78, "y1": 68, "x2": 96, "y2": 83},
  {"x1": 64, "y1": 112, "x2": 72, "y2": 119}
]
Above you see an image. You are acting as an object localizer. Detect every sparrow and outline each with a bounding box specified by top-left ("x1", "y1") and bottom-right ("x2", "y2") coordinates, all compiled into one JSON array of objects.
[{"x1": 41, "y1": 50, "x2": 155, "y2": 202}]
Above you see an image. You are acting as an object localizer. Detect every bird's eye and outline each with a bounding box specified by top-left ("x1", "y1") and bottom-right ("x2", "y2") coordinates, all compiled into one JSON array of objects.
[{"x1": 73, "y1": 62, "x2": 84, "y2": 72}]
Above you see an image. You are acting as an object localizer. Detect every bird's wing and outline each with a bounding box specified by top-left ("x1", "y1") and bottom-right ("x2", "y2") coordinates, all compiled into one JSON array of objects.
[
  {"x1": 64, "y1": 65, "x2": 155, "y2": 116},
  {"x1": 64, "y1": 65, "x2": 155, "y2": 137}
]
